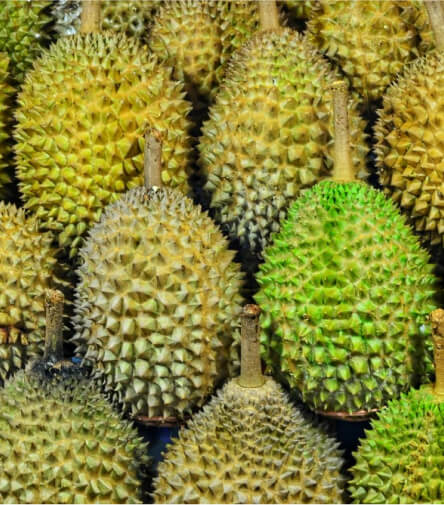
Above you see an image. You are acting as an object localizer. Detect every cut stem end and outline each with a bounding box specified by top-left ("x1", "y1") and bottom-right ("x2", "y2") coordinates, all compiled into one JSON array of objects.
[
  {"x1": 80, "y1": 0, "x2": 101, "y2": 34},
  {"x1": 238, "y1": 304, "x2": 264, "y2": 388},
  {"x1": 144, "y1": 130, "x2": 163, "y2": 190},
  {"x1": 44, "y1": 289, "x2": 64, "y2": 362},
  {"x1": 425, "y1": 0, "x2": 444, "y2": 51},
  {"x1": 431, "y1": 309, "x2": 444, "y2": 398},
  {"x1": 259, "y1": 1, "x2": 280, "y2": 31}
]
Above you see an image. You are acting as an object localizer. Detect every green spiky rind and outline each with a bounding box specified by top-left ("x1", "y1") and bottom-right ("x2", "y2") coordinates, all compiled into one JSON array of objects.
[
  {"x1": 375, "y1": 51, "x2": 444, "y2": 247},
  {"x1": 349, "y1": 389, "x2": 444, "y2": 504},
  {"x1": 0, "y1": 53, "x2": 14, "y2": 199},
  {"x1": 153, "y1": 377, "x2": 345, "y2": 504},
  {"x1": 306, "y1": 1, "x2": 425, "y2": 105},
  {"x1": 14, "y1": 32, "x2": 193, "y2": 260},
  {"x1": 0, "y1": 369, "x2": 149, "y2": 504},
  {"x1": 283, "y1": 0, "x2": 317, "y2": 20},
  {"x1": 0, "y1": 1, "x2": 51, "y2": 85},
  {"x1": 72, "y1": 186, "x2": 244, "y2": 419},
  {"x1": 199, "y1": 29, "x2": 368, "y2": 257},
  {"x1": 0, "y1": 202, "x2": 64, "y2": 386},
  {"x1": 255, "y1": 181, "x2": 437, "y2": 413},
  {"x1": 399, "y1": 0, "x2": 435, "y2": 54}
]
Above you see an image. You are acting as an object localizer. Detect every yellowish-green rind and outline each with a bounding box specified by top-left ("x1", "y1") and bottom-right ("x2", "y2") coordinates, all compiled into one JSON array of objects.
[
  {"x1": 72, "y1": 186, "x2": 244, "y2": 419},
  {"x1": 0, "y1": 54, "x2": 14, "y2": 199},
  {"x1": 255, "y1": 181, "x2": 437, "y2": 413},
  {"x1": 14, "y1": 33, "x2": 193, "y2": 260},
  {"x1": 153, "y1": 377, "x2": 345, "y2": 504},
  {"x1": 349, "y1": 389, "x2": 444, "y2": 504},
  {"x1": 199, "y1": 29, "x2": 368, "y2": 257},
  {"x1": 0, "y1": 369, "x2": 149, "y2": 504}
]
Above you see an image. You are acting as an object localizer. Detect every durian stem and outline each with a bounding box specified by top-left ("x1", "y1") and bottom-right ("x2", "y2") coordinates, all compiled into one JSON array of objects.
[
  {"x1": 425, "y1": 1, "x2": 444, "y2": 51},
  {"x1": 80, "y1": 0, "x2": 101, "y2": 34},
  {"x1": 431, "y1": 309, "x2": 444, "y2": 397},
  {"x1": 331, "y1": 80, "x2": 355, "y2": 182},
  {"x1": 238, "y1": 304, "x2": 265, "y2": 388},
  {"x1": 44, "y1": 290, "x2": 64, "y2": 362},
  {"x1": 259, "y1": 1, "x2": 280, "y2": 31},
  {"x1": 144, "y1": 130, "x2": 163, "y2": 190}
]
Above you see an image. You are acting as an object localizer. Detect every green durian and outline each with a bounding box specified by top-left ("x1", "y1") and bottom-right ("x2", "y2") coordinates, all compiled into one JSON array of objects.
[
  {"x1": 255, "y1": 82, "x2": 437, "y2": 414},
  {"x1": 199, "y1": 5, "x2": 368, "y2": 260},
  {"x1": 0, "y1": 0, "x2": 52, "y2": 84},
  {"x1": 0, "y1": 54, "x2": 14, "y2": 199},
  {"x1": 0, "y1": 202, "x2": 64, "y2": 386},
  {"x1": 153, "y1": 305, "x2": 345, "y2": 504},
  {"x1": 14, "y1": 9, "x2": 193, "y2": 259},
  {"x1": 72, "y1": 133, "x2": 244, "y2": 420},
  {"x1": 375, "y1": 1, "x2": 444, "y2": 248},
  {"x1": 349, "y1": 308, "x2": 444, "y2": 504},
  {"x1": 282, "y1": 0, "x2": 317, "y2": 21}
]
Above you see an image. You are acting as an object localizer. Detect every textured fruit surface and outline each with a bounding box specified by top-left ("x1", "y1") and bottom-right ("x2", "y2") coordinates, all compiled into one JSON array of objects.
[
  {"x1": 283, "y1": 0, "x2": 317, "y2": 20},
  {"x1": 306, "y1": 1, "x2": 430, "y2": 105},
  {"x1": 376, "y1": 50, "x2": 444, "y2": 247},
  {"x1": 15, "y1": 33, "x2": 193, "y2": 259},
  {"x1": 200, "y1": 29, "x2": 368, "y2": 258},
  {"x1": 0, "y1": 203, "x2": 62, "y2": 386},
  {"x1": 255, "y1": 181, "x2": 437, "y2": 413},
  {"x1": 53, "y1": 0, "x2": 157, "y2": 38},
  {"x1": 73, "y1": 187, "x2": 244, "y2": 419},
  {"x1": 153, "y1": 377, "x2": 345, "y2": 504},
  {"x1": 0, "y1": 369, "x2": 148, "y2": 504},
  {"x1": 0, "y1": 0, "x2": 51, "y2": 84},
  {"x1": 349, "y1": 389, "x2": 444, "y2": 504},
  {"x1": 0, "y1": 54, "x2": 13, "y2": 199}
]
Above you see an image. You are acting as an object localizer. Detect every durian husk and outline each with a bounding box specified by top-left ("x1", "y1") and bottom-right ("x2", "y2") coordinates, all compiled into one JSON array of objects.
[{"x1": 0, "y1": 53, "x2": 14, "y2": 200}]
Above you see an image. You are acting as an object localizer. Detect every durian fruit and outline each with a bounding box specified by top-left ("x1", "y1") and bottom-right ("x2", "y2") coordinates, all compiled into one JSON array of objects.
[
  {"x1": 0, "y1": 290, "x2": 149, "y2": 504},
  {"x1": 153, "y1": 305, "x2": 345, "y2": 504},
  {"x1": 375, "y1": 1, "x2": 444, "y2": 248},
  {"x1": 305, "y1": 1, "x2": 433, "y2": 106},
  {"x1": 0, "y1": 1, "x2": 52, "y2": 84},
  {"x1": 0, "y1": 202, "x2": 64, "y2": 386},
  {"x1": 52, "y1": 0, "x2": 158, "y2": 40},
  {"x1": 199, "y1": 1, "x2": 368, "y2": 261},
  {"x1": 255, "y1": 81, "x2": 438, "y2": 415},
  {"x1": 15, "y1": 0, "x2": 193, "y2": 259},
  {"x1": 349, "y1": 308, "x2": 444, "y2": 504},
  {"x1": 72, "y1": 131, "x2": 244, "y2": 420},
  {"x1": 282, "y1": 0, "x2": 317, "y2": 21},
  {"x1": 0, "y1": 54, "x2": 14, "y2": 199}
]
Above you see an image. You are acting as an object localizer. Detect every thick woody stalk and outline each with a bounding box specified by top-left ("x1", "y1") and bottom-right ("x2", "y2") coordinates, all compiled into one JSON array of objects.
[
  {"x1": 238, "y1": 304, "x2": 264, "y2": 388},
  {"x1": 331, "y1": 81, "x2": 355, "y2": 182},
  {"x1": 44, "y1": 290, "x2": 64, "y2": 362},
  {"x1": 259, "y1": 1, "x2": 280, "y2": 31},
  {"x1": 80, "y1": 0, "x2": 101, "y2": 34},
  {"x1": 431, "y1": 309, "x2": 444, "y2": 398},
  {"x1": 144, "y1": 130, "x2": 163, "y2": 190},
  {"x1": 425, "y1": 0, "x2": 444, "y2": 52}
]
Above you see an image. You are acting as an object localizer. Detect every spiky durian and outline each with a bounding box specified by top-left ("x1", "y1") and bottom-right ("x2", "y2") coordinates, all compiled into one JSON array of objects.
[
  {"x1": 0, "y1": 54, "x2": 14, "y2": 199},
  {"x1": 375, "y1": 2, "x2": 444, "y2": 248},
  {"x1": 52, "y1": 0, "x2": 157, "y2": 39},
  {"x1": 255, "y1": 82, "x2": 437, "y2": 414},
  {"x1": 0, "y1": 203, "x2": 63, "y2": 385},
  {"x1": 0, "y1": 1, "x2": 51, "y2": 84},
  {"x1": 349, "y1": 308, "x2": 444, "y2": 504},
  {"x1": 153, "y1": 305, "x2": 345, "y2": 504},
  {"x1": 72, "y1": 138, "x2": 244, "y2": 419},
  {"x1": 14, "y1": 25, "x2": 193, "y2": 259},
  {"x1": 282, "y1": 0, "x2": 317, "y2": 21},
  {"x1": 199, "y1": 13, "x2": 368, "y2": 260},
  {"x1": 306, "y1": 1, "x2": 433, "y2": 106}
]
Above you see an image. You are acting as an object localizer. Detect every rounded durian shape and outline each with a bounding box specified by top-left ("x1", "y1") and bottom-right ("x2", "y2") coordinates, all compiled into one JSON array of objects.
[
  {"x1": 199, "y1": 28, "x2": 368, "y2": 259},
  {"x1": 0, "y1": 368, "x2": 149, "y2": 503},
  {"x1": 72, "y1": 186, "x2": 244, "y2": 419},
  {"x1": 0, "y1": 203, "x2": 64, "y2": 386},
  {"x1": 14, "y1": 32, "x2": 193, "y2": 259},
  {"x1": 255, "y1": 180, "x2": 438, "y2": 413},
  {"x1": 306, "y1": 1, "x2": 433, "y2": 106},
  {"x1": 0, "y1": 1, "x2": 51, "y2": 85},
  {"x1": 0, "y1": 53, "x2": 14, "y2": 199}
]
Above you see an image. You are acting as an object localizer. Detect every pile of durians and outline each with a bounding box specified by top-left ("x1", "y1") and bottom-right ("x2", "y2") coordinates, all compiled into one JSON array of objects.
[{"x1": 1, "y1": 0, "x2": 444, "y2": 503}]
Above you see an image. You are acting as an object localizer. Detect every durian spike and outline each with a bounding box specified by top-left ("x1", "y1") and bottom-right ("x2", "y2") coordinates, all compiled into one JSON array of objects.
[
  {"x1": 80, "y1": 0, "x2": 101, "y2": 34},
  {"x1": 331, "y1": 80, "x2": 355, "y2": 183},
  {"x1": 144, "y1": 130, "x2": 163, "y2": 190},
  {"x1": 259, "y1": 0, "x2": 280, "y2": 31},
  {"x1": 238, "y1": 304, "x2": 265, "y2": 388},
  {"x1": 44, "y1": 289, "x2": 64, "y2": 362},
  {"x1": 430, "y1": 309, "x2": 444, "y2": 398},
  {"x1": 425, "y1": 0, "x2": 444, "y2": 51}
]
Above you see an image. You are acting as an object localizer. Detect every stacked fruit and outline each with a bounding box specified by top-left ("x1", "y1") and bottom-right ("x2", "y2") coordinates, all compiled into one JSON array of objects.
[{"x1": 1, "y1": 0, "x2": 444, "y2": 502}]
